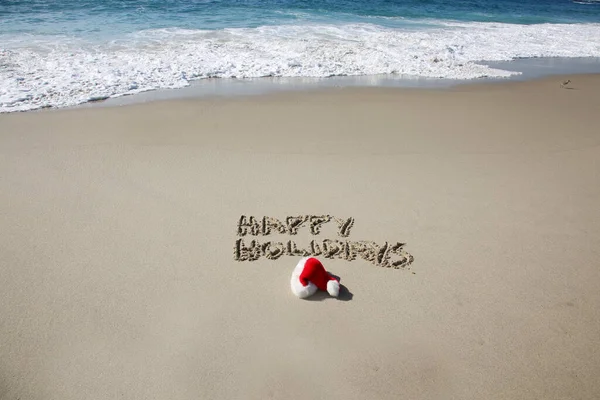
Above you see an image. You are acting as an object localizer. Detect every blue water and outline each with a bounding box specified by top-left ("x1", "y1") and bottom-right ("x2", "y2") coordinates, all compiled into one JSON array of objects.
[
  {"x1": 1, "y1": 0, "x2": 599, "y2": 111},
  {"x1": 2, "y1": 0, "x2": 600, "y2": 34}
]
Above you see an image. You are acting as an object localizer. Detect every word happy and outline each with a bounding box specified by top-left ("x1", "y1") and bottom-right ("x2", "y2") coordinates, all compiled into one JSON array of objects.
[{"x1": 234, "y1": 215, "x2": 413, "y2": 269}]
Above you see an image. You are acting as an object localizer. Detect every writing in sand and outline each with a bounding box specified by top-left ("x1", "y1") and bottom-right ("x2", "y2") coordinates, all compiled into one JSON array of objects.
[{"x1": 234, "y1": 215, "x2": 413, "y2": 269}]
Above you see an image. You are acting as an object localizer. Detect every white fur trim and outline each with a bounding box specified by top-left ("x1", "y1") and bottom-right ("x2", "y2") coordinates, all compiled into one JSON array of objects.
[
  {"x1": 327, "y1": 280, "x2": 340, "y2": 297},
  {"x1": 290, "y1": 257, "x2": 318, "y2": 298}
]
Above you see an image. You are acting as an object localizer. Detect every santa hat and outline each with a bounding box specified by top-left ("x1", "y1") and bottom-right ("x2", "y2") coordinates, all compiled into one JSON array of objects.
[{"x1": 290, "y1": 257, "x2": 340, "y2": 299}]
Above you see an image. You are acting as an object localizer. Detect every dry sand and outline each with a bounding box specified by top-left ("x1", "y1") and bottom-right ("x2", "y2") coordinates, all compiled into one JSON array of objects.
[{"x1": 1, "y1": 74, "x2": 599, "y2": 400}]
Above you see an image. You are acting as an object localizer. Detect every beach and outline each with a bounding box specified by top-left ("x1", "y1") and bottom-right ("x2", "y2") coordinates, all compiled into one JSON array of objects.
[{"x1": 1, "y1": 74, "x2": 600, "y2": 399}]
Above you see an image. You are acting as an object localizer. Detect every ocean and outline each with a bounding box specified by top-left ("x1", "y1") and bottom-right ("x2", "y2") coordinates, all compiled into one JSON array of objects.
[{"x1": 1, "y1": 0, "x2": 599, "y2": 112}]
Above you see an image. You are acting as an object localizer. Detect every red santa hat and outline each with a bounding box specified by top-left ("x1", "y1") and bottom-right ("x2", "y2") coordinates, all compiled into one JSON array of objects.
[{"x1": 290, "y1": 257, "x2": 340, "y2": 299}]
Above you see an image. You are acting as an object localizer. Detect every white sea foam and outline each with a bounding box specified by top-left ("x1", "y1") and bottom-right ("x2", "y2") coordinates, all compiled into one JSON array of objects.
[{"x1": 1, "y1": 21, "x2": 600, "y2": 112}]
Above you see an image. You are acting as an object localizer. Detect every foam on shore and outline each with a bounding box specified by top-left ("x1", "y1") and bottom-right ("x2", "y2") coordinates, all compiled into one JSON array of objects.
[{"x1": 2, "y1": 21, "x2": 600, "y2": 112}]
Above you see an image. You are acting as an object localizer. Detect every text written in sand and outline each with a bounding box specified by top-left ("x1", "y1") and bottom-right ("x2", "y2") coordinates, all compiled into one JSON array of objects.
[{"x1": 234, "y1": 215, "x2": 413, "y2": 269}]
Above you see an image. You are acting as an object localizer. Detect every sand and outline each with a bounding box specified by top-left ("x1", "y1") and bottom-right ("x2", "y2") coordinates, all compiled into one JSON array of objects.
[{"x1": 1, "y1": 74, "x2": 599, "y2": 400}]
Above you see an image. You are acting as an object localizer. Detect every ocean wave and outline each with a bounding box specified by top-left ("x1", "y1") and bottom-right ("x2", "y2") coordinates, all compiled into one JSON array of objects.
[{"x1": 2, "y1": 21, "x2": 600, "y2": 112}]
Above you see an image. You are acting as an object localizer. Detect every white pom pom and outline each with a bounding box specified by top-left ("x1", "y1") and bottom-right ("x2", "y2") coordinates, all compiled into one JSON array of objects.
[
  {"x1": 327, "y1": 280, "x2": 340, "y2": 297},
  {"x1": 290, "y1": 257, "x2": 318, "y2": 298}
]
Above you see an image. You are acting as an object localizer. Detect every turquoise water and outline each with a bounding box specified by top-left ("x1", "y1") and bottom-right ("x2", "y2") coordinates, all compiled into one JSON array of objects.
[
  {"x1": 3, "y1": 0, "x2": 600, "y2": 35},
  {"x1": 1, "y1": 0, "x2": 600, "y2": 111}
]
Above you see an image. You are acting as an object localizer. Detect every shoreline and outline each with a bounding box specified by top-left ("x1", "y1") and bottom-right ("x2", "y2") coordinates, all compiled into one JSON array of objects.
[{"x1": 3, "y1": 56, "x2": 600, "y2": 114}]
